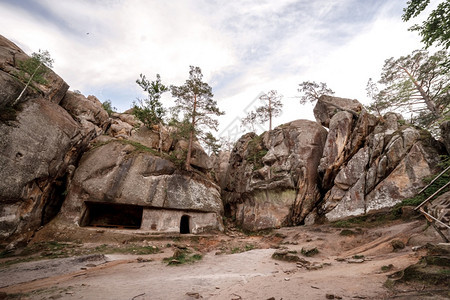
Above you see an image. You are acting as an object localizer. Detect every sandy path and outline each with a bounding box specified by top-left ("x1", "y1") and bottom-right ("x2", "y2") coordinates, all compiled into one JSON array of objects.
[
  {"x1": 0, "y1": 219, "x2": 438, "y2": 300},
  {"x1": 0, "y1": 249, "x2": 418, "y2": 299}
]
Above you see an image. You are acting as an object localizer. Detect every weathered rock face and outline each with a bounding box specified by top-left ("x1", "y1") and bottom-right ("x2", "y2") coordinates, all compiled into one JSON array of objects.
[
  {"x1": 212, "y1": 151, "x2": 231, "y2": 189},
  {"x1": 219, "y1": 96, "x2": 445, "y2": 229},
  {"x1": 175, "y1": 139, "x2": 213, "y2": 171},
  {"x1": 313, "y1": 95, "x2": 362, "y2": 128},
  {"x1": 222, "y1": 120, "x2": 328, "y2": 230},
  {"x1": 55, "y1": 141, "x2": 223, "y2": 233},
  {"x1": 0, "y1": 98, "x2": 82, "y2": 242},
  {"x1": 60, "y1": 91, "x2": 109, "y2": 136},
  {"x1": 0, "y1": 35, "x2": 108, "y2": 244},
  {"x1": 320, "y1": 110, "x2": 444, "y2": 221}
]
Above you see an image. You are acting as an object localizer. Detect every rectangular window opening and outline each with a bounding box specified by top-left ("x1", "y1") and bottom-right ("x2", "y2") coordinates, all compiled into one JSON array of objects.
[{"x1": 80, "y1": 202, "x2": 143, "y2": 230}]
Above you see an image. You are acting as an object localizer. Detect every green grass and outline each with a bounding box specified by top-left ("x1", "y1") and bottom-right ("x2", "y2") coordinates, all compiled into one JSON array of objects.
[
  {"x1": 0, "y1": 242, "x2": 160, "y2": 268},
  {"x1": 339, "y1": 229, "x2": 356, "y2": 236},
  {"x1": 301, "y1": 247, "x2": 319, "y2": 257},
  {"x1": 230, "y1": 243, "x2": 256, "y2": 254},
  {"x1": 381, "y1": 264, "x2": 394, "y2": 272},
  {"x1": 163, "y1": 248, "x2": 203, "y2": 266}
]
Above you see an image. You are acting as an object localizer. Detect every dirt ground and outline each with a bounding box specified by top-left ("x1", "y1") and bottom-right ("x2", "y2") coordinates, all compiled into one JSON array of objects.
[{"x1": 0, "y1": 218, "x2": 448, "y2": 300}]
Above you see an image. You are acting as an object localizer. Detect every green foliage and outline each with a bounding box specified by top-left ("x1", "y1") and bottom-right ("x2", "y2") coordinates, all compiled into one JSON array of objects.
[
  {"x1": 245, "y1": 134, "x2": 268, "y2": 170},
  {"x1": 301, "y1": 247, "x2": 319, "y2": 257},
  {"x1": 381, "y1": 264, "x2": 394, "y2": 272},
  {"x1": 298, "y1": 81, "x2": 335, "y2": 104},
  {"x1": 245, "y1": 244, "x2": 255, "y2": 251},
  {"x1": 369, "y1": 49, "x2": 450, "y2": 128},
  {"x1": 133, "y1": 73, "x2": 168, "y2": 128},
  {"x1": 0, "y1": 242, "x2": 161, "y2": 268},
  {"x1": 16, "y1": 49, "x2": 53, "y2": 85},
  {"x1": 13, "y1": 49, "x2": 53, "y2": 106},
  {"x1": 118, "y1": 139, "x2": 159, "y2": 155},
  {"x1": 403, "y1": 0, "x2": 450, "y2": 51},
  {"x1": 163, "y1": 248, "x2": 202, "y2": 265},
  {"x1": 170, "y1": 66, "x2": 224, "y2": 169},
  {"x1": 339, "y1": 229, "x2": 356, "y2": 236},
  {"x1": 203, "y1": 132, "x2": 221, "y2": 155},
  {"x1": 331, "y1": 212, "x2": 398, "y2": 228},
  {"x1": 101, "y1": 100, "x2": 116, "y2": 116}
]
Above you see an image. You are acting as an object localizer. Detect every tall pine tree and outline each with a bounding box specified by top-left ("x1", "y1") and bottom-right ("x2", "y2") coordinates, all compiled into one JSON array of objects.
[{"x1": 171, "y1": 66, "x2": 224, "y2": 170}]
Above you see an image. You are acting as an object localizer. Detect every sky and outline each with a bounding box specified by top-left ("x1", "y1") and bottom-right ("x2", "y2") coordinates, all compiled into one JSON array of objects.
[{"x1": 0, "y1": 0, "x2": 439, "y2": 142}]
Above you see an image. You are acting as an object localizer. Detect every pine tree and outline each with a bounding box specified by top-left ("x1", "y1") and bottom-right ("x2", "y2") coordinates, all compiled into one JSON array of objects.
[{"x1": 171, "y1": 66, "x2": 224, "y2": 170}]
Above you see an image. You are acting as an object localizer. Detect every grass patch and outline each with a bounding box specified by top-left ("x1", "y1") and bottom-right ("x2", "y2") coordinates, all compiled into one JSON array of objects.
[
  {"x1": 331, "y1": 212, "x2": 397, "y2": 228},
  {"x1": 92, "y1": 244, "x2": 160, "y2": 255},
  {"x1": 339, "y1": 229, "x2": 356, "y2": 236},
  {"x1": 381, "y1": 264, "x2": 394, "y2": 272},
  {"x1": 230, "y1": 244, "x2": 257, "y2": 254},
  {"x1": 163, "y1": 248, "x2": 202, "y2": 266},
  {"x1": 301, "y1": 247, "x2": 319, "y2": 257},
  {"x1": 0, "y1": 242, "x2": 160, "y2": 268}
]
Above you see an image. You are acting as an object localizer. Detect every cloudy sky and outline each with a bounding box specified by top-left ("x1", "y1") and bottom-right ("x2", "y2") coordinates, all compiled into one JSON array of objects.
[{"x1": 0, "y1": 0, "x2": 437, "y2": 140}]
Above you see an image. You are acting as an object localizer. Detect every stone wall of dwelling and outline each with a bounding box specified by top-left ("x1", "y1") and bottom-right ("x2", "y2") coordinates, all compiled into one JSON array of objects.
[{"x1": 141, "y1": 208, "x2": 223, "y2": 233}]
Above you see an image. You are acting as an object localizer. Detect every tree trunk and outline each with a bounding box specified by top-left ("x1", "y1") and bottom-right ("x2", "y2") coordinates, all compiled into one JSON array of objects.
[
  {"x1": 158, "y1": 122, "x2": 163, "y2": 154},
  {"x1": 269, "y1": 96, "x2": 272, "y2": 131},
  {"x1": 399, "y1": 65, "x2": 440, "y2": 118},
  {"x1": 185, "y1": 94, "x2": 197, "y2": 171},
  {"x1": 13, "y1": 63, "x2": 41, "y2": 106}
]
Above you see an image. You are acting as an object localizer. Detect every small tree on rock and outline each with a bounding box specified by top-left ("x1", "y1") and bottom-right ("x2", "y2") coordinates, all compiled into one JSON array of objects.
[
  {"x1": 298, "y1": 81, "x2": 360, "y2": 117},
  {"x1": 13, "y1": 49, "x2": 54, "y2": 106},
  {"x1": 204, "y1": 132, "x2": 221, "y2": 156},
  {"x1": 171, "y1": 66, "x2": 224, "y2": 170},
  {"x1": 102, "y1": 100, "x2": 116, "y2": 116},
  {"x1": 241, "y1": 90, "x2": 283, "y2": 131},
  {"x1": 133, "y1": 73, "x2": 169, "y2": 153},
  {"x1": 133, "y1": 73, "x2": 168, "y2": 128},
  {"x1": 298, "y1": 81, "x2": 335, "y2": 105}
]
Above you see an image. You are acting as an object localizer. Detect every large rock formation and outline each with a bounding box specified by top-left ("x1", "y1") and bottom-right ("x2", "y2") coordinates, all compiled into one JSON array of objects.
[
  {"x1": 222, "y1": 120, "x2": 328, "y2": 230},
  {"x1": 317, "y1": 100, "x2": 444, "y2": 221},
  {"x1": 54, "y1": 140, "x2": 223, "y2": 233},
  {"x1": 0, "y1": 35, "x2": 108, "y2": 244},
  {"x1": 0, "y1": 35, "x2": 220, "y2": 244},
  {"x1": 220, "y1": 96, "x2": 446, "y2": 229}
]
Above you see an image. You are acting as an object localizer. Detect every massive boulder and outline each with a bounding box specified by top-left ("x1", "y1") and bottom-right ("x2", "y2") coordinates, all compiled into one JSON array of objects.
[
  {"x1": 0, "y1": 35, "x2": 108, "y2": 245},
  {"x1": 53, "y1": 141, "x2": 223, "y2": 234},
  {"x1": 222, "y1": 120, "x2": 327, "y2": 230},
  {"x1": 313, "y1": 95, "x2": 362, "y2": 128},
  {"x1": 319, "y1": 107, "x2": 445, "y2": 221}
]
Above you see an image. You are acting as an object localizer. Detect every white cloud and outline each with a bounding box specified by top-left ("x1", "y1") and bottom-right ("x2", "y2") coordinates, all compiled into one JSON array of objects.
[{"x1": 0, "y1": 0, "x2": 436, "y2": 141}]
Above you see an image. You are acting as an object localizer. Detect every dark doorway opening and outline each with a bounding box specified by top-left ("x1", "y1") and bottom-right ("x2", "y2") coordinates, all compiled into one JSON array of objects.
[
  {"x1": 80, "y1": 202, "x2": 143, "y2": 229},
  {"x1": 180, "y1": 215, "x2": 190, "y2": 234}
]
